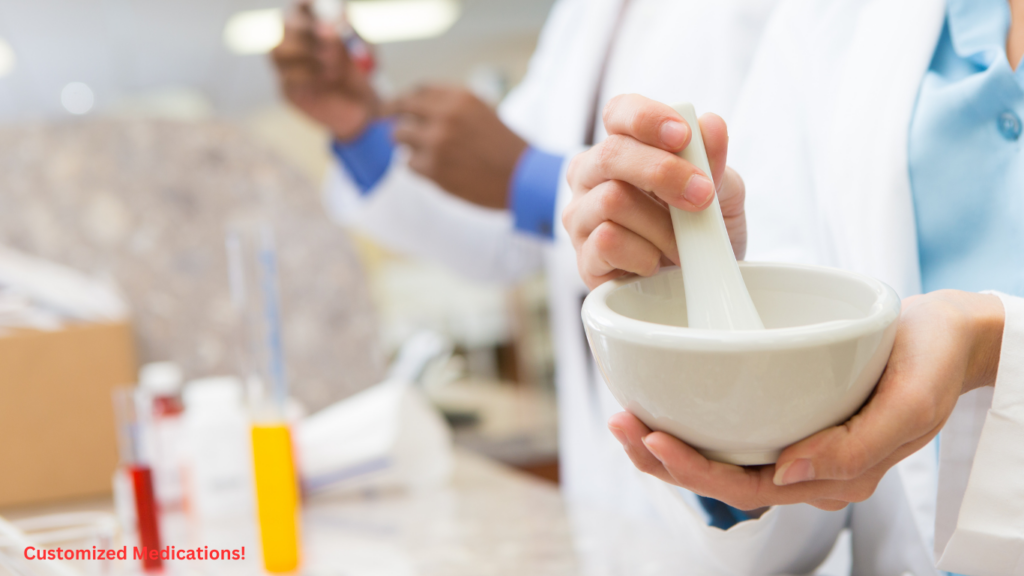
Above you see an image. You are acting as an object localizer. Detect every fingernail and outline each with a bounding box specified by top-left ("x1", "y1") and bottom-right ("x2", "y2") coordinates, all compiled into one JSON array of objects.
[
  {"x1": 660, "y1": 121, "x2": 688, "y2": 149},
  {"x1": 608, "y1": 426, "x2": 627, "y2": 445},
  {"x1": 682, "y1": 175, "x2": 714, "y2": 207},
  {"x1": 641, "y1": 435, "x2": 663, "y2": 461},
  {"x1": 773, "y1": 459, "x2": 815, "y2": 486}
]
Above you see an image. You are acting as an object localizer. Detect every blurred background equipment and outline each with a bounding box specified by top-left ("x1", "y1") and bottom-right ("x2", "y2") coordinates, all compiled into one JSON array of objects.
[
  {"x1": 0, "y1": 0, "x2": 559, "y2": 515},
  {"x1": 181, "y1": 376, "x2": 254, "y2": 520},
  {"x1": 298, "y1": 379, "x2": 453, "y2": 496},
  {"x1": 0, "y1": 0, "x2": 555, "y2": 121},
  {"x1": 0, "y1": 512, "x2": 116, "y2": 576},
  {"x1": 0, "y1": 248, "x2": 133, "y2": 511},
  {"x1": 0, "y1": 247, "x2": 126, "y2": 332},
  {"x1": 135, "y1": 362, "x2": 186, "y2": 511},
  {"x1": 0, "y1": 120, "x2": 384, "y2": 413}
]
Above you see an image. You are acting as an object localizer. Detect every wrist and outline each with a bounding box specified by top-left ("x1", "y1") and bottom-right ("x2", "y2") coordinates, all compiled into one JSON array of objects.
[
  {"x1": 331, "y1": 109, "x2": 378, "y2": 143},
  {"x1": 330, "y1": 91, "x2": 382, "y2": 142},
  {"x1": 963, "y1": 292, "x2": 1004, "y2": 393}
]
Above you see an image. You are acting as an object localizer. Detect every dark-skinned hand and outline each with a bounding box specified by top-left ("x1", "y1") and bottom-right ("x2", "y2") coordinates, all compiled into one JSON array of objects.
[
  {"x1": 390, "y1": 85, "x2": 527, "y2": 209},
  {"x1": 270, "y1": 0, "x2": 379, "y2": 141}
]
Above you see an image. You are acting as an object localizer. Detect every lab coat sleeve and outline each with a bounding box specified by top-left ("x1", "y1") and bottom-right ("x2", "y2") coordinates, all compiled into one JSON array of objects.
[
  {"x1": 322, "y1": 148, "x2": 548, "y2": 286},
  {"x1": 935, "y1": 292, "x2": 1024, "y2": 576}
]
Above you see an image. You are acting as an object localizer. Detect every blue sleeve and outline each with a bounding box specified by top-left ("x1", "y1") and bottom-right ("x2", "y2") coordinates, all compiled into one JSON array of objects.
[
  {"x1": 330, "y1": 118, "x2": 396, "y2": 194},
  {"x1": 509, "y1": 147, "x2": 564, "y2": 240},
  {"x1": 697, "y1": 495, "x2": 751, "y2": 530}
]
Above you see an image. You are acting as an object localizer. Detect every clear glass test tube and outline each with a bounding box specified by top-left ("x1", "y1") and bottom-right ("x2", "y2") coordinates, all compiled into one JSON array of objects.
[
  {"x1": 313, "y1": 0, "x2": 376, "y2": 74},
  {"x1": 225, "y1": 222, "x2": 301, "y2": 573},
  {"x1": 111, "y1": 388, "x2": 163, "y2": 572}
]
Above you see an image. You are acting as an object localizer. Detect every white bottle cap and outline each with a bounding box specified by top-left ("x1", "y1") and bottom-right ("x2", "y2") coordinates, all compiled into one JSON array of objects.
[
  {"x1": 184, "y1": 376, "x2": 243, "y2": 411},
  {"x1": 139, "y1": 362, "x2": 183, "y2": 395}
]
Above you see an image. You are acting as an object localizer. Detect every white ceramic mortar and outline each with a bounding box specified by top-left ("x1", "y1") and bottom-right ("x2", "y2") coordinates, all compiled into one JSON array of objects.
[{"x1": 581, "y1": 262, "x2": 900, "y2": 465}]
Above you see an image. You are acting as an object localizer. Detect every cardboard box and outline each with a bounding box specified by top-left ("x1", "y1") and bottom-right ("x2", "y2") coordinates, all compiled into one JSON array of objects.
[{"x1": 0, "y1": 322, "x2": 137, "y2": 508}]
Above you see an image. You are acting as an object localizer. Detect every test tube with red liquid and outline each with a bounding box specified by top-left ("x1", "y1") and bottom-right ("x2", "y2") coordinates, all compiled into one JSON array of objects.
[
  {"x1": 312, "y1": 0, "x2": 376, "y2": 74},
  {"x1": 112, "y1": 388, "x2": 163, "y2": 572}
]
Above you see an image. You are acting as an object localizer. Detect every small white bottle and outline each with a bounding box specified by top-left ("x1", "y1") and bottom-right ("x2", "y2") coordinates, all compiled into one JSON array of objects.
[
  {"x1": 138, "y1": 362, "x2": 186, "y2": 510},
  {"x1": 181, "y1": 376, "x2": 253, "y2": 520}
]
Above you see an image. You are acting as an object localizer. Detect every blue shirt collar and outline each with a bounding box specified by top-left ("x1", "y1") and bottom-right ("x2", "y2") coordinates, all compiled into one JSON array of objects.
[{"x1": 946, "y1": 0, "x2": 1012, "y2": 67}]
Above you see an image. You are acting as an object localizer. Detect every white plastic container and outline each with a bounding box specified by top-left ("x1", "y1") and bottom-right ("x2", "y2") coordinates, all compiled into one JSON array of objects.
[
  {"x1": 138, "y1": 361, "x2": 186, "y2": 510},
  {"x1": 182, "y1": 376, "x2": 253, "y2": 520}
]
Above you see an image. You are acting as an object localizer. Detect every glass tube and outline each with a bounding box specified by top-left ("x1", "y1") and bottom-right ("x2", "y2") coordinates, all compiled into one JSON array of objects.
[
  {"x1": 225, "y1": 222, "x2": 301, "y2": 573},
  {"x1": 111, "y1": 388, "x2": 163, "y2": 572}
]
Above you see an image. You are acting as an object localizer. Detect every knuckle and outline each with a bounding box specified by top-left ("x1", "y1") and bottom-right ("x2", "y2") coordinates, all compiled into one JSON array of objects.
[
  {"x1": 641, "y1": 250, "x2": 660, "y2": 276},
  {"x1": 594, "y1": 184, "x2": 627, "y2": 218},
  {"x1": 602, "y1": 94, "x2": 626, "y2": 125},
  {"x1": 591, "y1": 222, "x2": 620, "y2": 253},
  {"x1": 627, "y1": 105, "x2": 656, "y2": 136},
  {"x1": 578, "y1": 263, "x2": 597, "y2": 290},
  {"x1": 646, "y1": 155, "x2": 678, "y2": 191},
  {"x1": 566, "y1": 154, "x2": 584, "y2": 187},
  {"x1": 561, "y1": 202, "x2": 577, "y2": 230},
  {"x1": 603, "y1": 93, "x2": 640, "y2": 126},
  {"x1": 595, "y1": 136, "x2": 626, "y2": 174}
]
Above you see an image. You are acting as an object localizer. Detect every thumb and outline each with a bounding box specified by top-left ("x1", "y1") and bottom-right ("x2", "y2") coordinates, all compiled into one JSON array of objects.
[
  {"x1": 772, "y1": 380, "x2": 928, "y2": 486},
  {"x1": 698, "y1": 113, "x2": 728, "y2": 188}
]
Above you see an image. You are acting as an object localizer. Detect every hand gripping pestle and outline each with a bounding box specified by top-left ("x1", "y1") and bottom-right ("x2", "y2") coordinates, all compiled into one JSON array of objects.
[{"x1": 669, "y1": 103, "x2": 763, "y2": 330}]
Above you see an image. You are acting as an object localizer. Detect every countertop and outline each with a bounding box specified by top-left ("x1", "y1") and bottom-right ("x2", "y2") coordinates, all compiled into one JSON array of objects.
[{"x1": 1, "y1": 451, "x2": 690, "y2": 576}]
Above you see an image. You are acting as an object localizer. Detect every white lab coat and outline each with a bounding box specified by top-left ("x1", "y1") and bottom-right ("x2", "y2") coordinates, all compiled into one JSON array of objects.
[
  {"x1": 324, "y1": 0, "x2": 1024, "y2": 574},
  {"x1": 732, "y1": 1, "x2": 1024, "y2": 575}
]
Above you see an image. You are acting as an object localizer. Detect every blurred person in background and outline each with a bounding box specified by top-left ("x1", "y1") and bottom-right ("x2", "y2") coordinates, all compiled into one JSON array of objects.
[{"x1": 269, "y1": 0, "x2": 804, "y2": 571}]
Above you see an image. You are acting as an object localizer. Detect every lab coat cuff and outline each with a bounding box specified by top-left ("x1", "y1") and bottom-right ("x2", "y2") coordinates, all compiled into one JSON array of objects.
[
  {"x1": 509, "y1": 147, "x2": 564, "y2": 240},
  {"x1": 330, "y1": 118, "x2": 397, "y2": 194},
  {"x1": 936, "y1": 291, "x2": 1024, "y2": 576}
]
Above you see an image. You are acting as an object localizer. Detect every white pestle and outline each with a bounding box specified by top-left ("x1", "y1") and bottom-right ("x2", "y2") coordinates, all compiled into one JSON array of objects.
[{"x1": 669, "y1": 103, "x2": 764, "y2": 330}]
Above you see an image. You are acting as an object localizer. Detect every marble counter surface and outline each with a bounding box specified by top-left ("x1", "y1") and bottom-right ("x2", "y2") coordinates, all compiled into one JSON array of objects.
[
  {"x1": 301, "y1": 451, "x2": 579, "y2": 576},
  {"x1": 0, "y1": 120, "x2": 385, "y2": 412},
  {"x1": 1, "y1": 451, "x2": 692, "y2": 576},
  {"x1": 295, "y1": 451, "x2": 691, "y2": 576}
]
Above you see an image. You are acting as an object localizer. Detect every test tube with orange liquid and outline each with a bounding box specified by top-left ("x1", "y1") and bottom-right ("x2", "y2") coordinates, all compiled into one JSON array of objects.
[
  {"x1": 251, "y1": 423, "x2": 300, "y2": 572},
  {"x1": 227, "y1": 223, "x2": 301, "y2": 573}
]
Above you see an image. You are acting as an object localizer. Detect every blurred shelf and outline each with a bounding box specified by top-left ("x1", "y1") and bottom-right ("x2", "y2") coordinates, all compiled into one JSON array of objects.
[{"x1": 427, "y1": 378, "x2": 558, "y2": 481}]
